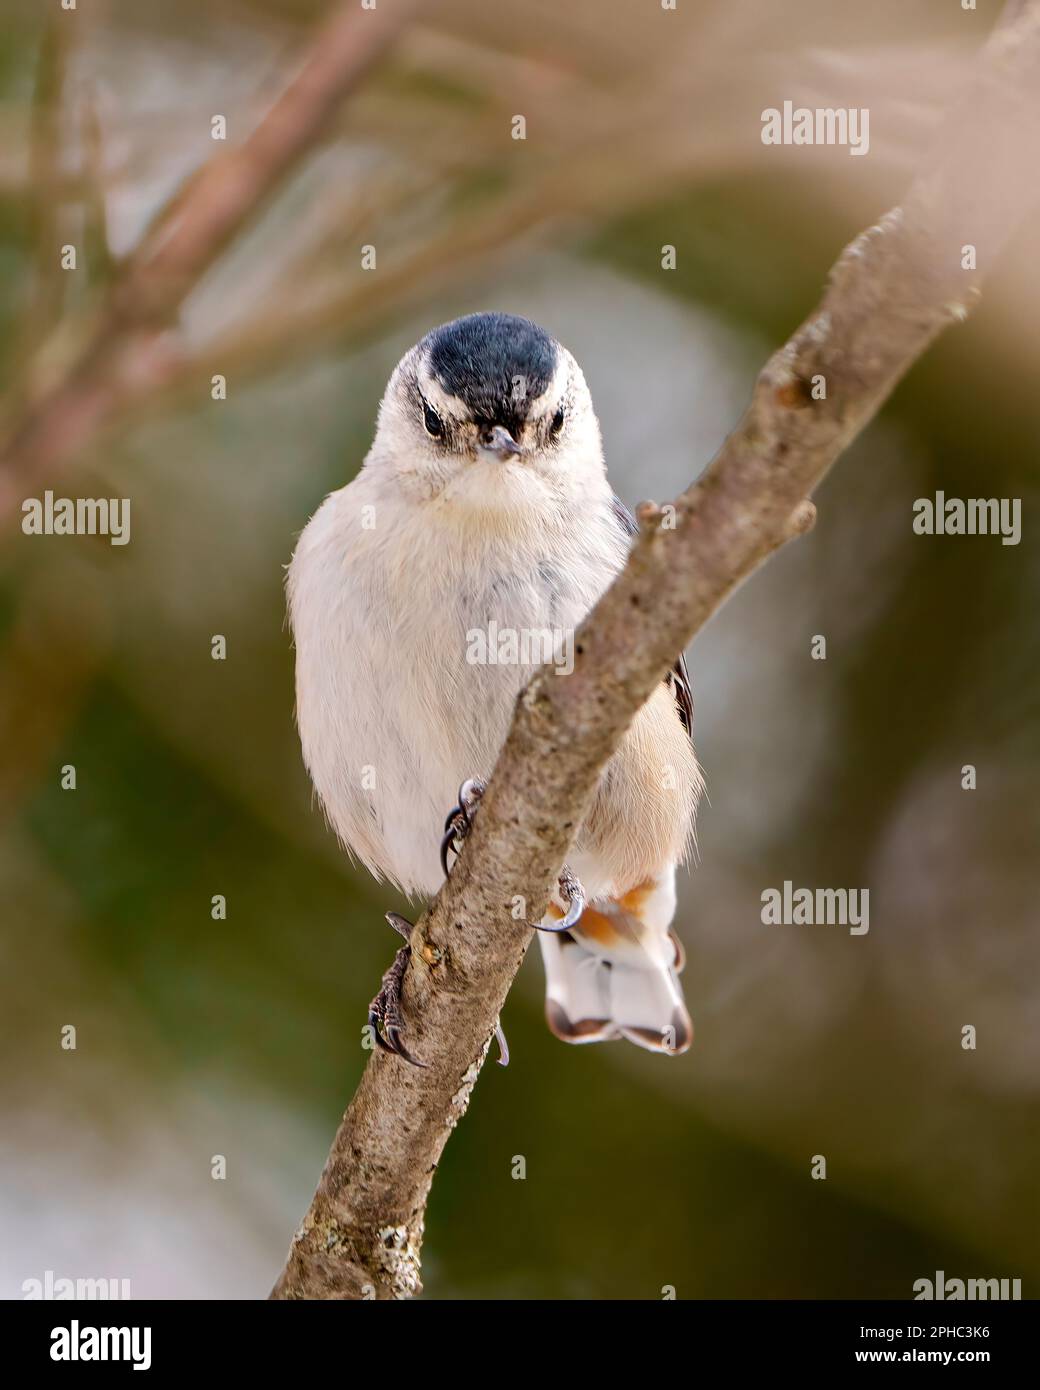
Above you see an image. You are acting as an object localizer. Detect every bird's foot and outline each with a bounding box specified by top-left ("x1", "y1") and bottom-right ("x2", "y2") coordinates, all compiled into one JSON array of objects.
[
  {"x1": 371, "y1": 909, "x2": 509, "y2": 1067},
  {"x1": 440, "y1": 777, "x2": 486, "y2": 876},
  {"x1": 439, "y1": 776, "x2": 583, "y2": 932},
  {"x1": 534, "y1": 865, "x2": 587, "y2": 934},
  {"x1": 368, "y1": 912, "x2": 427, "y2": 1067}
]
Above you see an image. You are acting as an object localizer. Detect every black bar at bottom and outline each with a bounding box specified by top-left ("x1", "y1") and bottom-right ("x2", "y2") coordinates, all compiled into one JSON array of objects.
[{"x1": 3, "y1": 1298, "x2": 1035, "y2": 1376}]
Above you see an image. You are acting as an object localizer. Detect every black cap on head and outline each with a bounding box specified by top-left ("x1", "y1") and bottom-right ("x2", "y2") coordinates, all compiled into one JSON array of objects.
[{"x1": 423, "y1": 312, "x2": 558, "y2": 438}]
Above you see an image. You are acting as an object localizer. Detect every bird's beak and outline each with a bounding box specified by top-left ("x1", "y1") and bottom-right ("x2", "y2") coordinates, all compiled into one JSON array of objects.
[{"x1": 480, "y1": 424, "x2": 523, "y2": 461}]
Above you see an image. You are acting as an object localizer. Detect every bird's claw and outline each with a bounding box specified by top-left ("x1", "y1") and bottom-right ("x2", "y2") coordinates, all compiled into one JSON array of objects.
[
  {"x1": 368, "y1": 923, "x2": 428, "y2": 1068},
  {"x1": 382, "y1": 1022, "x2": 426, "y2": 1068},
  {"x1": 535, "y1": 865, "x2": 586, "y2": 933},
  {"x1": 385, "y1": 911, "x2": 412, "y2": 941},
  {"x1": 440, "y1": 777, "x2": 486, "y2": 876}
]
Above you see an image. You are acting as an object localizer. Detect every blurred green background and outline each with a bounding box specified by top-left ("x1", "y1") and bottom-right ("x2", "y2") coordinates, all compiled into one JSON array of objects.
[{"x1": 1, "y1": 0, "x2": 1038, "y2": 1299}]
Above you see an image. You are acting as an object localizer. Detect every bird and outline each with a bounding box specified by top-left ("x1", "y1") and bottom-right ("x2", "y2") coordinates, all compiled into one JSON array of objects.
[{"x1": 287, "y1": 311, "x2": 703, "y2": 1063}]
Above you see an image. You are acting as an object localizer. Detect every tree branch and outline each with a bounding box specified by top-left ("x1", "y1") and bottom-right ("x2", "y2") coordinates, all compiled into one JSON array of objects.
[
  {"x1": 0, "y1": 0, "x2": 425, "y2": 523},
  {"x1": 270, "y1": 3, "x2": 1040, "y2": 1299}
]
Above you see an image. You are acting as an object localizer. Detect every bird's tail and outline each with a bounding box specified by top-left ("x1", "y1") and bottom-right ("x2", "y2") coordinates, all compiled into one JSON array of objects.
[{"x1": 539, "y1": 869, "x2": 692, "y2": 1055}]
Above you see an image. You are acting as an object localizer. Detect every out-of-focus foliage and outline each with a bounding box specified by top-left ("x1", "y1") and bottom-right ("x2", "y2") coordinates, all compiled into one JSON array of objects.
[{"x1": 1, "y1": 0, "x2": 1037, "y2": 1298}]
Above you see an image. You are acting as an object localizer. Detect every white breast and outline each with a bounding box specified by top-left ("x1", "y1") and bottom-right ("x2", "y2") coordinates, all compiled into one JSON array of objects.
[{"x1": 288, "y1": 461, "x2": 627, "y2": 897}]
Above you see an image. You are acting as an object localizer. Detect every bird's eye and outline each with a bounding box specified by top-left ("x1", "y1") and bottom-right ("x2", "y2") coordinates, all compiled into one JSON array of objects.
[
  {"x1": 550, "y1": 406, "x2": 566, "y2": 439},
  {"x1": 422, "y1": 400, "x2": 444, "y2": 439}
]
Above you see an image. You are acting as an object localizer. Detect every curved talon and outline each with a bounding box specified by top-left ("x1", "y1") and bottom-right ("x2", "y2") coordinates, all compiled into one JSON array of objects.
[
  {"x1": 440, "y1": 822, "x2": 460, "y2": 877},
  {"x1": 439, "y1": 778, "x2": 486, "y2": 877},
  {"x1": 385, "y1": 1024, "x2": 428, "y2": 1069},
  {"x1": 494, "y1": 1021, "x2": 510, "y2": 1067},
  {"x1": 535, "y1": 866, "x2": 587, "y2": 934},
  {"x1": 386, "y1": 911, "x2": 412, "y2": 941}
]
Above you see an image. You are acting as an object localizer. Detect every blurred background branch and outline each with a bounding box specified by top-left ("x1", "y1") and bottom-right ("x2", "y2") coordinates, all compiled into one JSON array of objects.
[
  {"x1": 23, "y1": 9, "x2": 71, "y2": 362},
  {"x1": 0, "y1": 0, "x2": 425, "y2": 523}
]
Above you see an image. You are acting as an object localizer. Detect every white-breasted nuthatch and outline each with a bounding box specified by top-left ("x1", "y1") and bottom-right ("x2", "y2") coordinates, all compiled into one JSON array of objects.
[{"x1": 288, "y1": 312, "x2": 702, "y2": 1063}]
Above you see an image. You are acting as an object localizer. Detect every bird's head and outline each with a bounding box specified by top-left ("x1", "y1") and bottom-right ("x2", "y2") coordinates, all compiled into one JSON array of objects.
[{"x1": 367, "y1": 312, "x2": 605, "y2": 509}]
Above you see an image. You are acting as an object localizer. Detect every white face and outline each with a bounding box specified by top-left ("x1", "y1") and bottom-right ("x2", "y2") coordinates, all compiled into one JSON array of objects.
[{"x1": 365, "y1": 315, "x2": 606, "y2": 511}]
